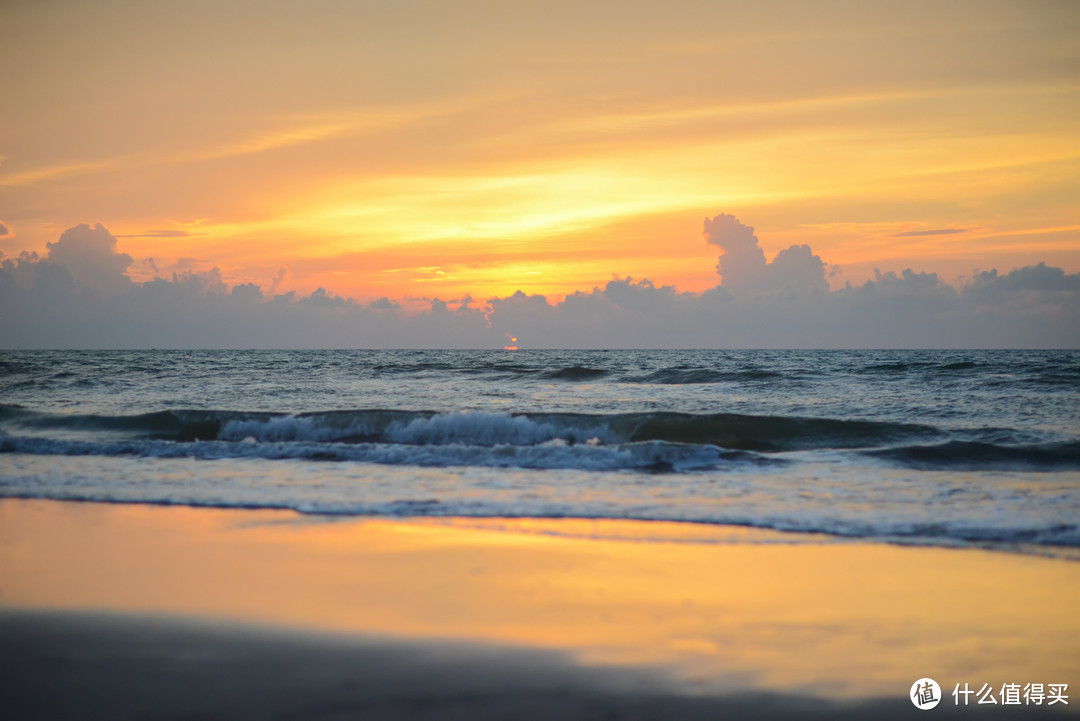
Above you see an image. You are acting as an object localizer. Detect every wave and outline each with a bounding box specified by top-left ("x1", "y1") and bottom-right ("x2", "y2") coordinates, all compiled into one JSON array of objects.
[
  {"x1": 937, "y1": 361, "x2": 979, "y2": 371},
  {"x1": 857, "y1": 360, "x2": 993, "y2": 375},
  {"x1": 542, "y1": 366, "x2": 608, "y2": 381},
  {"x1": 625, "y1": 368, "x2": 784, "y2": 384},
  {"x1": 0, "y1": 404, "x2": 226, "y2": 442},
  {"x1": 0, "y1": 404, "x2": 940, "y2": 452},
  {"x1": 867, "y1": 440, "x2": 1080, "y2": 470},
  {"x1": 461, "y1": 363, "x2": 540, "y2": 376},
  {"x1": 857, "y1": 361, "x2": 936, "y2": 373},
  {"x1": 366, "y1": 363, "x2": 785, "y2": 384},
  {"x1": 0, "y1": 434, "x2": 770, "y2": 472},
  {"x1": 6, "y1": 404, "x2": 1076, "y2": 471},
  {"x1": 371, "y1": 361, "x2": 457, "y2": 375},
  {"x1": 1022, "y1": 369, "x2": 1080, "y2": 386}
]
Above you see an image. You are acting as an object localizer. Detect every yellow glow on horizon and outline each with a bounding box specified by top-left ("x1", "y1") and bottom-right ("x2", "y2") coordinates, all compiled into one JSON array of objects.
[{"x1": 91, "y1": 114, "x2": 1077, "y2": 301}]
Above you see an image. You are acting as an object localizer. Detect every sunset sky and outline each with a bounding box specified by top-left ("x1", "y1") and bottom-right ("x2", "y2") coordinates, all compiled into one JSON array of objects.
[{"x1": 2, "y1": 0, "x2": 1078, "y2": 306}]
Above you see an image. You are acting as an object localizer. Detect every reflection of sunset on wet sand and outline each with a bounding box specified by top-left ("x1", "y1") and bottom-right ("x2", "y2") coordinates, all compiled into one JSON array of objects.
[{"x1": 3, "y1": 499, "x2": 1078, "y2": 699}]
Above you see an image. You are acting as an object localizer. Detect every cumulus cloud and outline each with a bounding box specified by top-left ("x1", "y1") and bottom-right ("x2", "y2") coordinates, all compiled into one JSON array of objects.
[
  {"x1": 966, "y1": 263, "x2": 1080, "y2": 296},
  {"x1": 44, "y1": 223, "x2": 133, "y2": 296},
  {"x1": 269, "y1": 266, "x2": 290, "y2": 294},
  {"x1": 703, "y1": 213, "x2": 765, "y2": 291},
  {"x1": 703, "y1": 214, "x2": 827, "y2": 297},
  {"x1": 0, "y1": 218, "x2": 1077, "y2": 348},
  {"x1": 766, "y1": 244, "x2": 828, "y2": 296}
]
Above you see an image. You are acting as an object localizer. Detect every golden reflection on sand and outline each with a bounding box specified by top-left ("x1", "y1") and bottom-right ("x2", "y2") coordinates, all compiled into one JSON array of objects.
[{"x1": 1, "y1": 499, "x2": 1078, "y2": 697}]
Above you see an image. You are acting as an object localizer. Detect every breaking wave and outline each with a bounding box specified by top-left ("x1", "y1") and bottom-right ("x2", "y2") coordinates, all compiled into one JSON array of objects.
[
  {"x1": 1, "y1": 404, "x2": 941, "y2": 452},
  {"x1": 5, "y1": 403, "x2": 1076, "y2": 471}
]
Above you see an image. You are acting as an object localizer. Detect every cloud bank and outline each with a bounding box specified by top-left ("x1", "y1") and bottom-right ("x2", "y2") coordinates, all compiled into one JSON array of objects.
[{"x1": 2, "y1": 218, "x2": 1077, "y2": 348}]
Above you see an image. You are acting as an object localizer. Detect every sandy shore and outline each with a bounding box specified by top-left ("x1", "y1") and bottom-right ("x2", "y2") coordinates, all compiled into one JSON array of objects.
[
  {"x1": 1, "y1": 498, "x2": 1078, "y2": 718},
  {"x1": 7, "y1": 608, "x2": 1060, "y2": 721}
]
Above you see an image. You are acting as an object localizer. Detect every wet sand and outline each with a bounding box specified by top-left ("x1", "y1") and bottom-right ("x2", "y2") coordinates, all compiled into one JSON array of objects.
[
  {"x1": 1, "y1": 499, "x2": 1078, "y2": 718},
  {"x1": 7, "y1": 608, "x2": 1054, "y2": 721}
]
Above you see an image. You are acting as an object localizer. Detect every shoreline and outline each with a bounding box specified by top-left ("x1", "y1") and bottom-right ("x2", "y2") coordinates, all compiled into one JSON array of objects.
[
  {"x1": 4, "y1": 492, "x2": 1077, "y2": 561},
  {"x1": 2, "y1": 498, "x2": 1078, "y2": 716}
]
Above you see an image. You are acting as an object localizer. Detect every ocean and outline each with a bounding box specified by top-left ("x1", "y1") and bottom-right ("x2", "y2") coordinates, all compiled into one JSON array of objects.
[{"x1": 1, "y1": 349, "x2": 1078, "y2": 555}]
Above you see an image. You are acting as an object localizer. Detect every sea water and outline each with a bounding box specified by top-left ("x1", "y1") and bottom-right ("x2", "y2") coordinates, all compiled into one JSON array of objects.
[{"x1": 1, "y1": 349, "x2": 1077, "y2": 553}]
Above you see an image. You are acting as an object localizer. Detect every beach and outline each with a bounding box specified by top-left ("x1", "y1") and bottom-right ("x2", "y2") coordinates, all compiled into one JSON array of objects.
[{"x1": 2, "y1": 498, "x2": 1077, "y2": 718}]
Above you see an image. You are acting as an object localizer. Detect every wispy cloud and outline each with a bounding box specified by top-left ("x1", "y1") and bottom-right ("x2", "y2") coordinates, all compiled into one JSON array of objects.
[
  {"x1": 181, "y1": 118, "x2": 368, "y2": 162},
  {"x1": 1, "y1": 94, "x2": 511, "y2": 192},
  {"x1": 0, "y1": 158, "x2": 124, "y2": 187},
  {"x1": 890, "y1": 228, "x2": 969, "y2": 238},
  {"x1": 115, "y1": 229, "x2": 206, "y2": 239},
  {"x1": 181, "y1": 93, "x2": 516, "y2": 164},
  {"x1": 976, "y1": 224, "x2": 1080, "y2": 239}
]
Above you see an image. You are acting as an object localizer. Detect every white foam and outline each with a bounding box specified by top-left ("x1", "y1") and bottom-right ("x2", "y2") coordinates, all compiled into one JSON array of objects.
[
  {"x1": 0, "y1": 433, "x2": 734, "y2": 472},
  {"x1": 384, "y1": 411, "x2": 615, "y2": 447},
  {"x1": 217, "y1": 411, "x2": 622, "y2": 447},
  {"x1": 219, "y1": 415, "x2": 375, "y2": 443}
]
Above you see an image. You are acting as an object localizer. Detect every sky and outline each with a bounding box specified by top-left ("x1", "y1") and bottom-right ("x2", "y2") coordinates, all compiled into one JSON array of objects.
[{"x1": 1, "y1": 0, "x2": 1079, "y2": 348}]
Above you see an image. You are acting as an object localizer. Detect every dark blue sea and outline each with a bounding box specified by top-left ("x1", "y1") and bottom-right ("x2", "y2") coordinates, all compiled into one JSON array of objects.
[{"x1": 1, "y1": 349, "x2": 1078, "y2": 554}]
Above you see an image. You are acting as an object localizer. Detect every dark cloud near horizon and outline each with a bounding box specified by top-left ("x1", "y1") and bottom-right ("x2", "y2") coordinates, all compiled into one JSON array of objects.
[
  {"x1": 44, "y1": 223, "x2": 134, "y2": 296},
  {"x1": 1, "y1": 218, "x2": 1077, "y2": 348},
  {"x1": 891, "y1": 228, "x2": 968, "y2": 237}
]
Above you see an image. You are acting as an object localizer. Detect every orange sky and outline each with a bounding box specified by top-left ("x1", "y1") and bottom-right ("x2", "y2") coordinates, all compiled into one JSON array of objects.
[{"x1": 2, "y1": 0, "x2": 1078, "y2": 303}]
